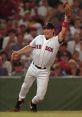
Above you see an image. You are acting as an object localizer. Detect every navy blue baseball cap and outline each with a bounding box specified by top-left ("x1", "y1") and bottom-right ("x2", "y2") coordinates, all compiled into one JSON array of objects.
[{"x1": 43, "y1": 22, "x2": 55, "y2": 29}]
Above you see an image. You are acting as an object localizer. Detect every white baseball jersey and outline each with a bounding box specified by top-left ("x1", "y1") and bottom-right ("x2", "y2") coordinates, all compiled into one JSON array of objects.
[{"x1": 30, "y1": 35, "x2": 60, "y2": 69}]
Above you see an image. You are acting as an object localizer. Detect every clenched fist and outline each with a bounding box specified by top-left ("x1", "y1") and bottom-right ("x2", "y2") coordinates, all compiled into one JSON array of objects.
[{"x1": 11, "y1": 51, "x2": 19, "y2": 61}]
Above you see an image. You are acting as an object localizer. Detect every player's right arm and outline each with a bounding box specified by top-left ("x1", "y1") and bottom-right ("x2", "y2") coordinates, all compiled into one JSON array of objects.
[{"x1": 11, "y1": 45, "x2": 32, "y2": 60}]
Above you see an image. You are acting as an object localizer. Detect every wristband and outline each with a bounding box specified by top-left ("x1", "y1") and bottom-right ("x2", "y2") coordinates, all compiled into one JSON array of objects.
[{"x1": 62, "y1": 21, "x2": 68, "y2": 28}]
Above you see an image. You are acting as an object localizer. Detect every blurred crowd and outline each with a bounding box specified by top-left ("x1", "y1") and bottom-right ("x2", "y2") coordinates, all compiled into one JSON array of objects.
[{"x1": 0, "y1": 0, "x2": 82, "y2": 77}]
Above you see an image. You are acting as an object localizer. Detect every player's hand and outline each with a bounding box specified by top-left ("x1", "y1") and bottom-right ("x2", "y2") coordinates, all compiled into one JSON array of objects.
[
  {"x1": 11, "y1": 51, "x2": 19, "y2": 61},
  {"x1": 63, "y1": 1, "x2": 72, "y2": 16}
]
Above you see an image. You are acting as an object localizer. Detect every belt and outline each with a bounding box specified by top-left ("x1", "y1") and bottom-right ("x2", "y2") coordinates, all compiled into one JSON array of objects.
[{"x1": 33, "y1": 62, "x2": 46, "y2": 69}]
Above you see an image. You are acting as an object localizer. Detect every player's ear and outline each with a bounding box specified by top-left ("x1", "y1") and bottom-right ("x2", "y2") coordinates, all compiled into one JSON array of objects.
[
  {"x1": 53, "y1": 32, "x2": 54, "y2": 35},
  {"x1": 53, "y1": 29, "x2": 56, "y2": 35}
]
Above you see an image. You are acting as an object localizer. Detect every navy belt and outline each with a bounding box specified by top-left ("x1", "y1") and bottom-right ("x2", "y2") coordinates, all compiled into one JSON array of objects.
[{"x1": 33, "y1": 62, "x2": 46, "y2": 69}]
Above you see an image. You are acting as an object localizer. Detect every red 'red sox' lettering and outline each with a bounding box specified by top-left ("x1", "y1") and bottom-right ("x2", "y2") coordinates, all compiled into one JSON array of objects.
[
  {"x1": 36, "y1": 45, "x2": 53, "y2": 52},
  {"x1": 36, "y1": 45, "x2": 42, "y2": 49},
  {"x1": 45, "y1": 46, "x2": 53, "y2": 52}
]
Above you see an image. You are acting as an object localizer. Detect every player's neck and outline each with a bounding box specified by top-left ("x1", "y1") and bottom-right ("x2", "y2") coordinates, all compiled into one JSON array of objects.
[
  {"x1": 46, "y1": 36, "x2": 54, "y2": 40},
  {"x1": 44, "y1": 33, "x2": 55, "y2": 40},
  {"x1": 46, "y1": 37, "x2": 49, "y2": 40}
]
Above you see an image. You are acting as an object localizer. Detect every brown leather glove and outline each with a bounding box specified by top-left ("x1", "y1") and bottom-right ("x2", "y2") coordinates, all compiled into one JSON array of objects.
[{"x1": 63, "y1": 2, "x2": 72, "y2": 16}]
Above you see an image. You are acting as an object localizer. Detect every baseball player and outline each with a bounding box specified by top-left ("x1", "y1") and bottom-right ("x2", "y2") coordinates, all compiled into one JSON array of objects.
[{"x1": 11, "y1": 2, "x2": 72, "y2": 112}]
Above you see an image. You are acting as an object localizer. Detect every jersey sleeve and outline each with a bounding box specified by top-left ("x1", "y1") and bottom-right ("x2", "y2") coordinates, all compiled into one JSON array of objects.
[
  {"x1": 29, "y1": 35, "x2": 42, "y2": 48},
  {"x1": 29, "y1": 36, "x2": 37, "y2": 48},
  {"x1": 53, "y1": 35, "x2": 60, "y2": 46}
]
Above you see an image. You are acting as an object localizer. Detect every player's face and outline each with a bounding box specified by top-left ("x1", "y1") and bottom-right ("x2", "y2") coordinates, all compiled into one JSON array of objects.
[{"x1": 43, "y1": 28, "x2": 55, "y2": 39}]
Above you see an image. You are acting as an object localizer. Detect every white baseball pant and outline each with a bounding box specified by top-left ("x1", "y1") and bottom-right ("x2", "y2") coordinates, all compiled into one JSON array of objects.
[{"x1": 18, "y1": 62, "x2": 50, "y2": 104}]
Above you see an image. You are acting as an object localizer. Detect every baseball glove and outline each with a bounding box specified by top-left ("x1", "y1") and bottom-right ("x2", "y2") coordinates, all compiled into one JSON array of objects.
[{"x1": 63, "y1": 1, "x2": 72, "y2": 16}]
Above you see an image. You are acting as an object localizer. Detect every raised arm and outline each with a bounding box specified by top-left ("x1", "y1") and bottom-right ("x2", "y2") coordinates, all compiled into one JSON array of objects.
[{"x1": 58, "y1": 2, "x2": 72, "y2": 42}]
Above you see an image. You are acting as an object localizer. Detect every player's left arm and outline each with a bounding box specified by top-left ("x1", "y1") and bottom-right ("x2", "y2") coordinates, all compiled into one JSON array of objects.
[{"x1": 58, "y1": 2, "x2": 72, "y2": 42}]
